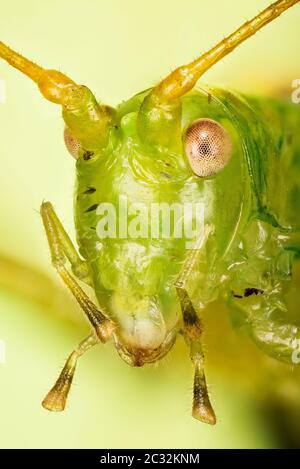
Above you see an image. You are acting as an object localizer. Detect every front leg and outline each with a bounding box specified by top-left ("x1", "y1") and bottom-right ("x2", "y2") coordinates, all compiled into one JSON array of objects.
[
  {"x1": 176, "y1": 286, "x2": 216, "y2": 425},
  {"x1": 40, "y1": 201, "x2": 115, "y2": 342},
  {"x1": 42, "y1": 333, "x2": 99, "y2": 411},
  {"x1": 175, "y1": 228, "x2": 216, "y2": 425}
]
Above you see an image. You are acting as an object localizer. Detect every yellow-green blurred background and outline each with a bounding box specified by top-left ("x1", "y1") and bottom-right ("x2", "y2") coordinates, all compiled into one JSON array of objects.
[{"x1": 0, "y1": 0, "x2": 300, "y2": 449}]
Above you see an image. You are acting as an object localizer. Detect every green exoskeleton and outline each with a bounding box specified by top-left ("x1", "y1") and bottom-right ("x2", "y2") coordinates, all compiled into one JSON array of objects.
[{"x1": 0, "y1": 0, "x2": 300, "y2": 425}]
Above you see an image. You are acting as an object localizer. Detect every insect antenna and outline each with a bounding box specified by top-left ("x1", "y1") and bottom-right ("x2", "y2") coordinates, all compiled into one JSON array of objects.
[
  {"x1": 150, "y1": 0, "x2": 300, "y2": 102},
  {"x1": 0, "y1": 41, "x2": 114, "y2": 149}
]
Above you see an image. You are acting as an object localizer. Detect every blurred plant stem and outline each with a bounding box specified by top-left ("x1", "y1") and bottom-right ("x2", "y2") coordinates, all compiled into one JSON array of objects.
[{"x1": 0, "y1": 251, "x2": 84, "y2": 327}]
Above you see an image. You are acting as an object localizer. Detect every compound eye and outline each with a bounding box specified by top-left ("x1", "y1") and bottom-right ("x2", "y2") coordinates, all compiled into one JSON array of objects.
[
  {"x1": 64, "y1": 126, "x2": 82, "y2": 160},
  {"x1": 184, "y1": 118, "x2": 232, "y2": 177}
]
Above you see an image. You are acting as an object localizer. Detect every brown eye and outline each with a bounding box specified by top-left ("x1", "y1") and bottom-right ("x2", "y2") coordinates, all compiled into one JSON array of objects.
[
  {"x1": 64, "y1": 127, "x2": 82, "y2": 160},
  {"x1": 184, "y1": 118, "x2": 232, "y2": 177}
]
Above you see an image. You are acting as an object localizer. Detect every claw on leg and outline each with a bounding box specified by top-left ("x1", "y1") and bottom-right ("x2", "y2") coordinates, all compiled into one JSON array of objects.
[
  {"x1": 193, "y1": 365, "x2": 216, "y2": 425},
  {"x1": 191, "y1": 343, "x2": 216, "y2": 425},
  {"x1": 176, "y1": 280, "x2": 216, "y2": 424},
  {"x1": 42, "y1": 353, "x2": 77, "y2": 412},
  {"x1": 42, "y1": 334, "x2": 98, "y2": 412}
]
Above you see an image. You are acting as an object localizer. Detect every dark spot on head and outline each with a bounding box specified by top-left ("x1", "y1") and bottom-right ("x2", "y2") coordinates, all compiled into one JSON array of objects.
[
  {"x1": 208, "y1": 93, "x2": 212, "y2": 104},
  {"x1": 232, "y1": 291, "x2": 243, "y2": 299},
  {"x1": 244, "y1": 288, "x2": 264, "y2": 297},
  {"x1": 160, "y1": 172, "x2": 171, "y2": 179},
  {"x1": 90, "y1": 226, "x2": 96, "y2": 230},
  {"x1": 83, "y1": 187, "x2": 96, "y2": 195},
  {"x1": 83, "y1": 150, "x2": 94, "y2": 161},
  {"x1": 85, "y1": 203, "x2": 98, "y2": 213},
  {"x1": 232, "y1": 288, "x2": 264, "y2": 299}
]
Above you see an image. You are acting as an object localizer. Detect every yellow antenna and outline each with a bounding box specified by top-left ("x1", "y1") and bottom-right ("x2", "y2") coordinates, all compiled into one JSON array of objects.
[
  {"x1": 0, "y1": 41, "x2": 44, "y2": 82},
  {"x1": 152, "y1": 0, "x2": 300, "y2": 102},
  {"x1": 0, "y1": 41, "x2": 112, "y2": 147},
  {"x1": 0, "y1": 41, "x2": 75, "y2": 104}
]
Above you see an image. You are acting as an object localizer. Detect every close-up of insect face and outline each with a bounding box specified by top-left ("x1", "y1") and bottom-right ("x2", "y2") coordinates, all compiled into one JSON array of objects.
[{"x1": 0, "y1": 0, "x2": 300, "y2": 452}]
